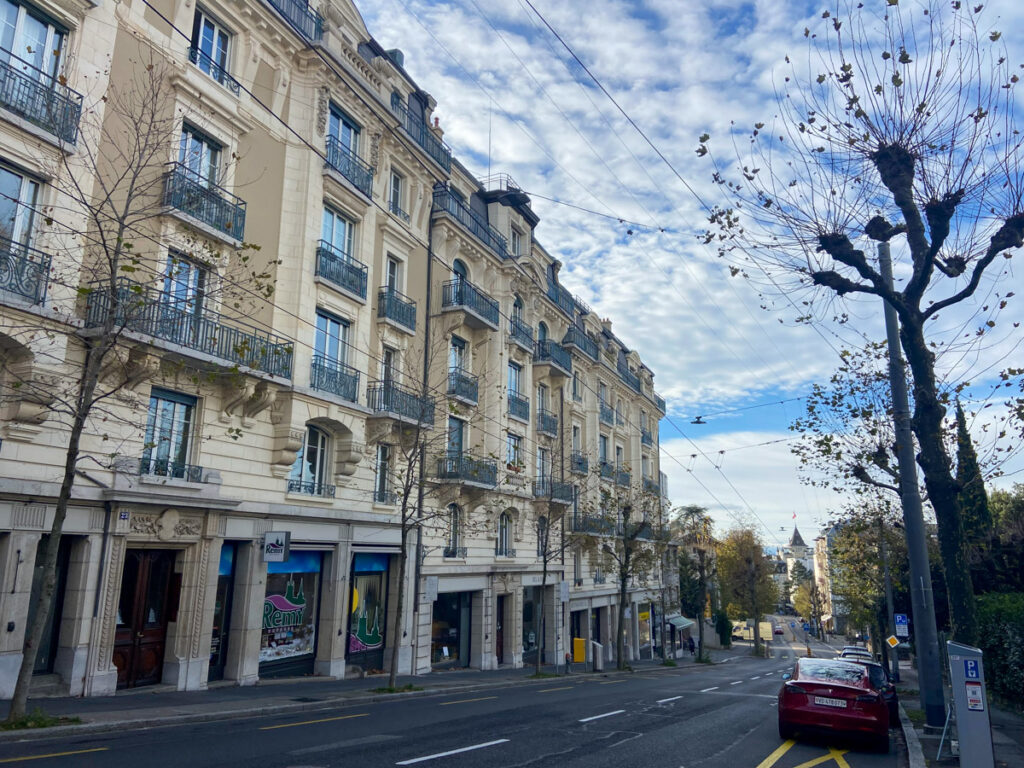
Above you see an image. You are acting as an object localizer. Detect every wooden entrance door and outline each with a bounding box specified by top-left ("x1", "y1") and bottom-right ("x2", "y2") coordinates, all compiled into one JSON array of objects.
[
  {"x1": 495, "y1": 595, "x2": 505, "y2": 664},
  {"x1": 113, "y1": 550, "x2": 177, "y2": 688}
]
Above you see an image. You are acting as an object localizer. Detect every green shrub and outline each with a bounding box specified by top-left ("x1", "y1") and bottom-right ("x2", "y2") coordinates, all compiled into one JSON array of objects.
[{"x1": 977, "y1": 592, "x2": 1024, "y2": 710}]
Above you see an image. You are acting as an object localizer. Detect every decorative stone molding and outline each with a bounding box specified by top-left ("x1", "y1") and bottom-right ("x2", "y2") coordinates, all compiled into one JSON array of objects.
[
  {"x1": 220, "y1": 379, "x2": 277, "y2": 424},
  {"x1": 271, "y1": 426, "x2": 305, "y2": 478},
  {"x1": 12, "y1": 503, "x2": 46, "y2": 529},
  {"x1": 189, "y1": 538, "x2": 211, "y2": 658},
  {"x1": 97, "y1": 536, "x2": 125, "y2": 672},
  {"x1": 333, "y1": 435, "x2": 364, "y2": 479},
  {"x1": 0, "y1": 359, "x2": 60, "y2": 440},
  {"x1": 129, "y1": 508, "x2": 202, "y2": 541},
  {"x1": 315, "y1": 86, "x2": 329, "y2": 137}
]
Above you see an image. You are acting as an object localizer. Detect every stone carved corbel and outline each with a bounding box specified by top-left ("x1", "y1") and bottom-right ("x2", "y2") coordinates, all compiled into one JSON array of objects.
[
  {"x1": 220, "y1": 379, "x2": 255, "y2": 424},
  {"x1": 100, "y1": 345, "x2": 159, "y2": 393},
  {"x1": 242, "y1": 380, "x2": 277, "y2": 424},
  {"x1": 333, "y1": 434, "x2": 364, "y2": 480},
  {"x1": 1, "y1": 360, "x2": 60, "y2": 441},
  {"x1": 271, "y1": 425, "x2": 305, "y2": 478}
]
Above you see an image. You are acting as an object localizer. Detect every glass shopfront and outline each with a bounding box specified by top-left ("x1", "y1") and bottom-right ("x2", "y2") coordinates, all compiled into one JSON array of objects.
[
  {"x1": 638, "y1": 602, "x2": 652, "y2": 658},
  {"x1": 260, "y1": 551, "x2": 323, "y2": 677},
  {"x1": 208, "y1": 542, "x2": 236, "y2": 681},
  {"x1": 522, "y1": 586, "x2": 541, "y2": 664},
  {"x1": 347, "y1": 552, "x2": 389, "y2": 672},
  {"x1": 431, "y1": 591, "x2": 472, "y2": 667}
]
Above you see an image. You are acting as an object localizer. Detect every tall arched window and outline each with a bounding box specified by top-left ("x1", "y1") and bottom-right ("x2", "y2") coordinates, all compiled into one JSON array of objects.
[
  {"x1": 446, "y1": 504, "x2": 462, "y2": 556},
  {"x1": 511, "y1": 295, "x2": 524, "y2": 323},
  {"x1": 289, "y1": 425, "x2": 332, "y2": 496},
  {"x1": 452, "y1": 259, "x2": 468, "y2": 282},
  {"x1": 497, "y1": 512, "x2": 511, "y2": 556},
  {"x1": 537, "y1": 322, "x2": 548, "y2": 343}
]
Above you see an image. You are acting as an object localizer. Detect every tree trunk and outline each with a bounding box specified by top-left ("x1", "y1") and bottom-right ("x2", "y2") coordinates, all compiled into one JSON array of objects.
[
  {"x1": 899, "y1": 316, "x2": 977, "y2": 644},
  {"x1": 536, "y1": 549, "x2": 548, "y2": 677},
  {"x1": 616, "y1": 569, "x2": 628, "y2": 670},
  {"x1": 388, "y1": 525, "x2": 408, "y2": 690},
  {"x1": 697, "y1": 549, "x2": 707, "y2": 660}
]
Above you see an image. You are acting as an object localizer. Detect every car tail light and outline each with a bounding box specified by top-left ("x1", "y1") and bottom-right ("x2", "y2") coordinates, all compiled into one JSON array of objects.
[
  {"x1": 855, "y1": 693, "x2": 881, "y2": 702},
  {"x1": 784, "y1": 683, "x2": 807, "y2": 695}
]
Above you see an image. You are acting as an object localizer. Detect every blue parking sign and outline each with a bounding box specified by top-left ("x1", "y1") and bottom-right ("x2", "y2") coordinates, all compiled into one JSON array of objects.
[
  {"x1": 894, "y1": 613, "x2": 908, "y2": 625},
  {"x1": 965, "y1": 659, "x2": 980, "y2": 680},
  {"x1": 803, "y1": 623, "x2": 810, "y2": 632}
]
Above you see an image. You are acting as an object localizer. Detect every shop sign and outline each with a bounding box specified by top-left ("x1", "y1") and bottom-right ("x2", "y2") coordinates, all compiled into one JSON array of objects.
[
  {"x1": 263, "y1": 531, "x2": 290, "y2": 562},
  {"x1": 639, "y1": 611, "x2": 650, "y2": 621},
  {"x1": 263, "y1": 579, "x2": 306, "y2": 629}
]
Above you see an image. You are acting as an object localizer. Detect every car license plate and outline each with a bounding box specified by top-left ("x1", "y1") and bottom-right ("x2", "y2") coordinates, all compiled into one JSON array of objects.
[{"x1": 814, "y1": 696, "x2": 847, "y2": 708}]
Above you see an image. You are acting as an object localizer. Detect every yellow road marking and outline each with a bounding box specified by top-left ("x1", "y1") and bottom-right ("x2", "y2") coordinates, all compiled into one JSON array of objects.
[
  {"x1": 755, "y1": 740, "x2": 795, "y2": 768},
  {"x1": 439, "y1": 696, "x2": 497, "y2": 706},
  {"x1": 538, "y1": 686, "x2": 573, "y2": 692},
  {"x1": 260, "y1": 712, "x2": 368, "y2": 730},
  {"x1": 0, "y1": 748, "x2": 108, "y2": 763},
  {"x1": 790, "y1": 749, "x2": 849, "y2": 768}
]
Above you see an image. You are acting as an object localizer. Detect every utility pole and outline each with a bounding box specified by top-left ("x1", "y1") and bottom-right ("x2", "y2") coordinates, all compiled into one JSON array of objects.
[
  {"x1": 878, "y1": 513, "x2": 900, "y2": 683},
  {"x1": 878, "y1": 241, "x2": 945, "y2": 729}
]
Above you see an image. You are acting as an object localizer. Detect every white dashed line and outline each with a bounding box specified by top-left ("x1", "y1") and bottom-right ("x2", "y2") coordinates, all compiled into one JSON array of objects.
[
  {"x1": 396, "y1": 740, "x2": 509, "y2": 765},
  {"x1": 750, "y1": 676, "x2": 761, "y2": 680},
  {"x1": 730, "y1": 680, "x2": 744, "y2": 685},
  {"x1": 700, "y1": 686, "x2": 718, "y2": 692},
  {"x1": 579, "y1": 709, "x2": 625, "y2": 723},
  {"x1": 657, "y1": 696, "x2": 682, "y2": 703}
]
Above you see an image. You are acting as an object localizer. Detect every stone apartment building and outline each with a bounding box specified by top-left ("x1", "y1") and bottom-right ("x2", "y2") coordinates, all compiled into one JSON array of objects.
[{"x1": 0, "y1": 0, "x2": 666, "y2": 698}]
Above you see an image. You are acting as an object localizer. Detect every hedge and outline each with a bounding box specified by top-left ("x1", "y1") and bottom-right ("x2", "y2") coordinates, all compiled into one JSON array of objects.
[{"x1": 977, "y1": 592, "x2": 1024, "y2": 709}]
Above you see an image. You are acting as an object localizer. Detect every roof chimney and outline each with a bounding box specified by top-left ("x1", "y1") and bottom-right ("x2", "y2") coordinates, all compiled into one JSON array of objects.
[{"x1": 386, "y1": 48, "x2": 405, "y2": 68}]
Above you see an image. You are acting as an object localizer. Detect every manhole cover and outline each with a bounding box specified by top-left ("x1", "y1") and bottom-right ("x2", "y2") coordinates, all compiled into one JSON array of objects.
[{"x1": 291, "y1": 697, "x2": 323, "y2": 703}]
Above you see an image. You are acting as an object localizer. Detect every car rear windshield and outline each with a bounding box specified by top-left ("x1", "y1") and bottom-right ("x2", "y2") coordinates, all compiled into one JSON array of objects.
[
  {"x1": 863, "y1": 665, "x2": 887, "y2": 688},
  {"x1": 797, "y1": 659, "x2": 866, "y2": 685}
]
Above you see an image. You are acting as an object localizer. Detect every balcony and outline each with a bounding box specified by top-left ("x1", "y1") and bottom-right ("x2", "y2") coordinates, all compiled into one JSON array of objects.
[
  {"x1": 436, "y1": 453, "x2": 498, "y2": 488},
  {"x1": 495, "y1": 545, "x2": 517, "y2": 558},
  {"x1": 138, "y1": 457, "x2": 204, "y2": 483},
  {"x1": 310, "y1": 354, "x2": 359, "y2": 403},
  {"x1": 0, "y1": 55, "x2": 82, "y2": 144},
  {"x1": 654, "y1": 393, "x2": 666, "y2": 412},
  {"x1": 432, "y1": 188, "x2": 509, "y2": 259},
  {"x1": 373, "y1": 487, "x2": 397, "y2": 505},
  {"x1": 163, "y1": 163, "x2": 246, "y2": 240},
  {"x1": 443, "y1": 546, "x2": 467, "y2": 558},
  {"x1": 572, "y1": 514, "x2": 616, "y2": 536},
  {"x1": 546, "y1": 281, "x2": 575, "y2": 317},
  {"x1": 533, "y1": 479, "x2": 573, "y2": 505},
  {"x1": 618, "y1": 362, "x2": 642, "y2": 393},
  {"x1": 0, "y1": 241, "x2": 50, "y2": 304},
  {"x1": 367, "y1": 380, "x2": 435, "y2": 427},
  {"x1": 537, "y1": 409, "x2": 558, "y2": 437},
  {"x1": 377, "y1": 286, "x2": 416, "y2": 332},
  {"x1": 390, "y1": 94, "x2": 451, "y2": 171},
  {"x1": 266, "y1": 0, "x2": 323, "y2": 42},
  {"x1": 594, "y1": 574, "x2": 607, "y2": 585},
  {"x1": 84, "y1": 278, "x2": 293, "y2": 378},
  {"x1": 616, "y1": 467, "x2": 631, "y2": 487},
  {"x1": 508, "y1": 391, "x2": 530, "y2": 423},
  {"x1": 570, "y1": 451, "x2": 589, "y2": 475},
  {"x1": 315, "y1": 240, "x2": 367, "y2": 300},
  {"x1": 599, "y1": 460, "x2": 614, "y2": 481},
  {"x1": 388, "y1": 198, "x2": 410, "y2": 223},
  {"x1": 641, "y1": 428, "x2": 653, "y2": 447},
  {"x1": 287, "y1": 479, "x2": 335, "y2": 498},
  {"x1": 441, "y1": 278, "x2": 499, "y2": 330},
  {"x1": 509, "y1": 317, "x2": 534, "y2": 351},
  {"x1": 188, "y1": 47, "x2": 241, "y2": 96},
  {"x1": 642, "y1": 477, "x2": 660, "y2": 496},
  {"x1": 447, "y1": 368, "x2": 478, "y2": 405},
  {"x1": 533, "y1": 340, "x2": 572, "y2": 379},
  {"x1": 325, "y1": 136, "x2": 373, "y2": 198},
  {"x1": 562, "y1": 325, "x2": 598, "y2": 359},
  {"x1": 599, "y1": 401, "x2": 615, "y2": 426}
]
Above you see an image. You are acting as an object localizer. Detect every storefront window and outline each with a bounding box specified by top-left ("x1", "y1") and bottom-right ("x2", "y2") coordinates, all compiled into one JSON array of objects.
[
  {"x1": 209, "y1": 542, "x2": 235, "y2": 681},
  {"x1": 348, "y1": 553, "x2": 388, "y2": 671},
  {"x1": 431, "y1": 591, "x2": 471, "y2": 666},
  {"x1": 260, "y1": 551, "x2": 322, "y2": 672}
]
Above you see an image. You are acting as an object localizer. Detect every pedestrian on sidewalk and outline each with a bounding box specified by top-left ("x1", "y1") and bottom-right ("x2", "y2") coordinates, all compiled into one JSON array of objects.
[{"x1": 687, "y1": 636, "x2": 696, "y2": 657}]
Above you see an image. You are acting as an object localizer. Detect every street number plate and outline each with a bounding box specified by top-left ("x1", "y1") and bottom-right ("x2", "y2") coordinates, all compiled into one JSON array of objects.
[{"x1": 814, "y1": 696, "x2": 847, "y2": 708}]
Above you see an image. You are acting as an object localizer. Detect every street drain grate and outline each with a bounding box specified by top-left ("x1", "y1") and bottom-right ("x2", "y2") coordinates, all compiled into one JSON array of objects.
[{"x1": 291, "y1": 697, "x2": 323, "y2": 703}]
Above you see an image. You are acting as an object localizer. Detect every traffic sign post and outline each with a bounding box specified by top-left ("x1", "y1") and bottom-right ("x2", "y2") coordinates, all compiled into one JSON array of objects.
[
  {"x1": 894, "y1": 613, "x2": 909, "y2": 638},
  {"x1": 947, "y1": 641, "x2": 995, "y2": 768}
]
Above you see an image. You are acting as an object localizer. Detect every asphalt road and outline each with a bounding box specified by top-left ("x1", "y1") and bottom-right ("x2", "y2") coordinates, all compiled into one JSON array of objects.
[{"x1": 0, "y1": 640, "x2": 900, "y2": 768}]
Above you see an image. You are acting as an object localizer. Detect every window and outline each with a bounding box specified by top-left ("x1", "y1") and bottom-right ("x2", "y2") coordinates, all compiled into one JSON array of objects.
[
  {"x1": 615, "y1": 400, "x2": 623, "y2": 424},
  {"x1": 506, "y1": 432, "x2": 522, "y2": 467},
  {"x1": 536, "y1": 446, "x2": 550, "y2": 481},
  {"x1": 322, "y1": 206, "x2": 354, "y2": 258},
  {"x1": 510, "y1": 228, "x2": 522, "y2": 257},
  {"x1": 142, "y1": 389, "x2": 196, "y2": 479},
  {"x1": 0, "y1": 0, "x2": 66, "y2": 80},
  {"x1": 452, "y1": 258, "x2": 467, "y2": 282},
  {"x1": 537, "y1": 322, "x2": 548, "y2": 343},
  {"x1": 374, "y1": 444, "x2": 391, "y2": 503},
  {"x1": 640, "y1": 410, "x2": 648, "y2": 431},
  {"x1": 599, "y1": 435, "x2": 609, "y2": 464},
  {"x1": 290, "y1": 425, "x2": 331, "y2": 495},
  {"x1": 537, "y1": 383, "x2": 549, "y2": 412},
  {"x1": 507, "y1": 361, "x2": 521, "y2": 395},
  {"x1": 615, "y1": 444, "x2": 624, "y2": 468},
  {"x1": 447, "y1": 504, "x2": 461, "y2": 552},
  {"x1": 386, "y1": 255, "x2": 401, "y2": 290},
  {"x1": 328, "y1": 105, "x2": 359, "y2": 155},
  {"x1": 190, "y1": 8, "x2": 232, "y2": 88},
  {"x1": 447, "y1": 415, "x2": 464, "y2": 456},
  {"x1": 497, "y1": 512, "x2": 511, "y2": 555},
  {"x1": 572, "y1": 424, "x2": 581, "y2": 452},
  {"x1": 572, "y1": 371, "x2": 582, "y2": 401},
  {"x1": 537, "y1": 515, "x2": 548, "y2": 556},
  {"x1": 0, "y1": 162, "x2": 38, "y2": 247},
  {"x1": 388, "y1": 170, "x2": 404, "y2": 217},
  {"x1": 511, "y1": 295, "x2": 524, "y2": 324},
  {"x1": 449, "y1": 335, "x2": 466, "y2": 372},
  {"x1": 314, "y1": 310, "x2": 350, "y2": 366},
  {"x1": 573, "y1": 547, "x2": 582, "y2": 585},
  {"x1": 599, "y1": 382, "x2": 608, "y2": 406},
  {"x1": 179, "y1": 125, "x2": 221, "y2": 186},
  {"x1": 382, "y1": 346, "x2": 396, "y2": 384},
  {"x1": 163, "y1": 251, "x2": 206, "y2": 308},
  {"x1": 642, "y1": 453, "x2": 650, "y2": 480}
]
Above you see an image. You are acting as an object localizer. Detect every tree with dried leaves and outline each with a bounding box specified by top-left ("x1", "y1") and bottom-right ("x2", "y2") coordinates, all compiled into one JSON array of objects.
[{"x1": 716, "y1": 527, "x2": 777, "y2": 657}]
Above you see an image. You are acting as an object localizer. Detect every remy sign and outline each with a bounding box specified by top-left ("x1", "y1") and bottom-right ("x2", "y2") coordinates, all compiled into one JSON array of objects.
[
  {"x1": 263, "y1": 531, "x2": 291, "y2": 563},
  {"x1": 947, "y1": 640, "x2": 995, "y2": 768}
]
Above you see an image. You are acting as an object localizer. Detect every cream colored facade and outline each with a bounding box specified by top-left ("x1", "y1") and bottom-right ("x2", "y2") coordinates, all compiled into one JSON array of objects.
[{"x1": 0, "y1": 0, "x2": 666, "y2": 699}]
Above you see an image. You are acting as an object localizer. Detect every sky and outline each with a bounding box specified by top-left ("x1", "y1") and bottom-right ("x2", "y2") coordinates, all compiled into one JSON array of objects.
[{"x1": 356, "y1": 0, "x2": 1024, "y2": 549}]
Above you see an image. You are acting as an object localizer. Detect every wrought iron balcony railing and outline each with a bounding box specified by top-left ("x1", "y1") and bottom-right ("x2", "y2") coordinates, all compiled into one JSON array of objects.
[
  {"x1": 571, "y1": 514, "x2": 616, "y2": 536},
  {"x1": 447, "y1": 368, "x2": 478, "y2": 404},
  {"x1": 599, "y1": 460, "x2": 615, "y2": 480},
  {"x1": 377, "y1": 286, "x2": 416, "y2": 331},
  {"x1": 593, "y1": 574, "x2": 607, "y2": 585},
  {"x1": 441, "y1": 278, "x2": 499, "y2": 328},
  {"x1": 367, "y1": 380, "x2": 435, "y2": 426},
  {"x1": 315, "y1": 240, "x2": 367, "y2": 299},
  {"x1": 310, "y1": 354, "x2": 359, "y2": 402},
  {"x1": 325, "y1": 136, "x2": 373, "y2": 197},
  {"x1": 0, "y1": 241, "x2": 50, "y2": 304},
  {"x1": 509, "y1": 317, "x2": 534, "y2": 350},
  {"x1": 138, "y1": 457, "x2": 204, "y2": 483},
  {"x1": 0, "y1": 54, "x2": 82, "y2": 143},
  {"x1": 546, "y1": 281, "x2": 575, "y2": 317},
  {"x1": 533, "y1": 479, "x2": 573, "y2": 504},
  {"x1": 495, "y1": 545, "x2": 516, "y2": 558},
  {"x1": 287, "y1": 478, "x2": 335, "y2": 497},
  {"x1": 443, "y1": 546, "x2": 467, "y2": 558},
  {"x1": 533, "y1": 339, "x2": 572, "y2": 375},
  {"x1": 654, "y1": 393, "x2": 666, "y2": 412},
  {"x1": 373, "y1": 487, "x2": 397, "y2": 505},
  {"x1": 599, "y1": 401, "x2": 615, "y2": 426},
  {"x1": 390, "y1": 94, "x2": 451, "y2": 171},
  {"x1": 570, "y1": 451, "x2": 589, "y2": 475},
  {"x1": 642, "y1": 477, "x2": 660, "y2": 496},
  {"x1": 508, "y1": 391, "x2": 530, "y2": 422},
  {"x1": 436, "y1": 453, "x2": 497, "y2": 487},
  {"x1": 432, "y1": 188, "x2": 509, "y2": 258},
  {"x1": 537, "y1": 409, "x2": 558, "y2": 436},
  {"x1": 187, "y1": 47, "x2": 241, "y2": 95},
  {"x1": 388, "y1": 199, "x2": 410, "y2": 223},
  {"x1": 618, "y1": 362, "x2": 642, "y2": 393},
  {"x1": 266, "y1": 0, "x2": 323, "y2": 42},
  {"x1": 84, "y1": 278, "x2": 293, "y2": 378},
  {"x1": 562, "y1": 325, "x2": 598, "y2": 359},
  {"x1": 641, "y1": 428, "x2": 653, "y2": 446},
  {"x1": 163, "y1": 163, "x2": 246, "y2": 239},
  {"x1": 616, "y1": 467, "x2": 631, "y2": 487}
]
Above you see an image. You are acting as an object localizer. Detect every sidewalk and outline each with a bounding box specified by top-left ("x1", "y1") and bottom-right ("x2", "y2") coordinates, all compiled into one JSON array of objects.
[{"x1": 0, "y1": 647, "x2": 735, "y2": 742}]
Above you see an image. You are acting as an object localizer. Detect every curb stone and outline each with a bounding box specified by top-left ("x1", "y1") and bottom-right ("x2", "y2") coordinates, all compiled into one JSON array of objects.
[{"x1": 899, "y1": 703, "x2": 927, "y2": 768}]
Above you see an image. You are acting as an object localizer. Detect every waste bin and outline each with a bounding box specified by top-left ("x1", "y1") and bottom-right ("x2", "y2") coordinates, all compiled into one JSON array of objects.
[{"x1": 592, "y1": 641, "x2": 603, "y2": 672}]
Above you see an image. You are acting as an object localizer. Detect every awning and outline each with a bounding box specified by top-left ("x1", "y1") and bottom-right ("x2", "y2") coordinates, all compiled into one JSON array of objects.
[{"x1": 668, "y1": 615, "x2": 695, "y2": 630}]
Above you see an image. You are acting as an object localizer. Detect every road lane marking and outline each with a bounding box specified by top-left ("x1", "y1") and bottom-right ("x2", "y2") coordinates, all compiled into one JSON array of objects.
[
  {"x1": 439, "y1": 696, "x2": 497, "y2": 706},
  {"x1": 292, "y1": 735, "x2": 400, "y2": 755},
  {"x1": 579, "y1": 709, "x2": 625, "y2": 722},
  {"x1": 538, "y1": 686, "x2": 573, "y2": 692},
  {"x1": 730, "y1": 680, "x2": 744, "y2": 685},
  {"x1": 657, "y1": 696, "x2": 682, "y2": 703},
  {"x1": 396, "y1": 739, "x2": 509, "y2": 765},
  {"x1": 751, "y1": 676, "x2": 761, "y2": 679},
  {"x1": 261, "y1": 712, "x2": 368, "y2": 730},
  {"x1": 700, "y1": 686, "x2": 718, "y2": 692},
  {"x1": 598, "y1": 680, "x2": 625, "y2": 685},
  {"x1": 790, "y1": 749, "x2": 850, "y2": 768},
  {"x1": 0, "y1": 748, "x2": 109, "y2": 764},
  {"x1": 755, "y1": 739, "x2": 795, "y2": 768}
]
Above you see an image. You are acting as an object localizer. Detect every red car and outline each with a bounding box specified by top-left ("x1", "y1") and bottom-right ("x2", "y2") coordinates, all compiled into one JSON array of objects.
[{"x1": 777, "y1": 657, "x2": 889, "y2": 752}]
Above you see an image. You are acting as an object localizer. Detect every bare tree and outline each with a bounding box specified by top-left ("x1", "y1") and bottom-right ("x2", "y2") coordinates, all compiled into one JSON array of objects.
[{"x1": 700, "y1": 1, "x2": 1024, "y2": 644}]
